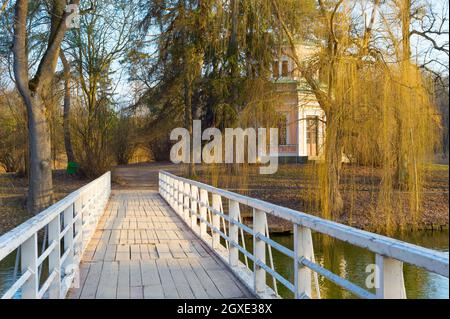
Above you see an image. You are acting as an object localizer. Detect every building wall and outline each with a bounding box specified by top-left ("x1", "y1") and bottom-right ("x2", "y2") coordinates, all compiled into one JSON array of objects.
[{"x1": 272, "y1": 44, "x2": 325, "y2": 159}]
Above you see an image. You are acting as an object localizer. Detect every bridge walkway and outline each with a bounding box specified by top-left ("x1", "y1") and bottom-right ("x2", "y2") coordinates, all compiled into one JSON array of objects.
[{"x1": 67, "y1": 190, "x2": 252, "y2": 299}]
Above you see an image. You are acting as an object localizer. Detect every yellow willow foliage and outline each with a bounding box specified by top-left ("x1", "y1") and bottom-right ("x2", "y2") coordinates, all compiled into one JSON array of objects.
[{"x1": 315, "y1": 54, "x2": 440, "y2": 234}]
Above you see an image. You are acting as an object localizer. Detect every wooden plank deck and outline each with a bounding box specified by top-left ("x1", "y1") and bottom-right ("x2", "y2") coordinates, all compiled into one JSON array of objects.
[{"x1": 67, "y1": 190, "x2": 253, "y2": 299}]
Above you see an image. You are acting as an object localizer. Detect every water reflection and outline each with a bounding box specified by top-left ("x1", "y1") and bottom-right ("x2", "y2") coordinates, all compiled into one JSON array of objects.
[{"x1": 264, "y1": 230, "x2": 449, "y2": 299}]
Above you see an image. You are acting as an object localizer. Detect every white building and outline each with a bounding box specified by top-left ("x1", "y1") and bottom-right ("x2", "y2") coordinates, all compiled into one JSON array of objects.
[{"x1": 272, "y1": 45, "x2": 326, "y2": 163}]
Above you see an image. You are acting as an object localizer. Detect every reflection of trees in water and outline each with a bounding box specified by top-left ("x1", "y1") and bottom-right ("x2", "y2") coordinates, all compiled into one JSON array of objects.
[{"x1": 259, "y1": 230, "x2": 448, "y2": 299}]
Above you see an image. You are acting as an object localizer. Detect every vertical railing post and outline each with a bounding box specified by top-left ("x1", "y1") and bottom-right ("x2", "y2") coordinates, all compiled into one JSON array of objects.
[
  {"x1": 199, "y1": 189, "x2": 208, "y2": 239},
  {"x1": 229, "y1": 200, "x2": 240, "y2": 267},
  {"x1": 62, "y1": 205, "x2": 74, "y2": 275},
  {"x1": 48, "y1": 216, "x2": 61, "y2": 299},
  {"x1": 253, "y1": 209, "x2": 266, "y2": 293},
  {"x1": 184, "y1": 183, "x2": 191, "y2": 222},
  {"x1": 178, "y1": 181, "x2": 184, "y2": 216},
  {"x1": 74, "y1": 198, "x2": 83, "y2": 261},
  {"x1": 21, "y1": 233, "x2": 38, "y2": 299},
  {"x1": 172, "y1": 178, "x2": 178, "y2": 210},
  {"x1": 170, "y1": 177, "x2": 175, "y2": 208},
  {"x1": 211, "y1": 194, "x2": 221, "y2": 249},
  {"x1": 375, "y1": 255, "x2": 407, "y2": 299},
  {"x1": 159, "y1": 173, "x2": 163, "y2": 197},
  {"x1": 294, "y1": 225, "x2": 313, "y2": 299},
  {"x1": 191, "y1": 186, "x2": 199, "y2": 231}
]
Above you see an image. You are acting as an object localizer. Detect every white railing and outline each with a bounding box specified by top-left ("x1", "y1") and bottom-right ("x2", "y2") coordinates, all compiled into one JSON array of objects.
[
  {"x1": 0, "y1": 172, "x2": 111, "y2": 299},
  {"x1": 159, "y1": 171, "x2": 449, "y2": 299}
]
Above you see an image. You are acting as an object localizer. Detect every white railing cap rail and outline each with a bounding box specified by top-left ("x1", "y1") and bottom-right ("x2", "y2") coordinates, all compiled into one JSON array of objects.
[
  {"x1": 160, "y1": 170, "x2": 449, "y2": 277},
  {"x1": 0, "y1": 172, "x2": 111, "y2": 261}
]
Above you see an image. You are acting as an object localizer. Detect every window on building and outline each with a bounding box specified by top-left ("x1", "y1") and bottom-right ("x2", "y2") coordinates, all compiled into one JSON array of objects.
[
  {"x1": 306, "y1": 116, "x2": 319, "y2": 156},
  {"x1": 273, "y1": 60, "x2": 279, "y2": 78},
  {"x1": 278, "y1": 113, "x2": 288, "y2": 145},
  {"x1": 282, "y1": 61, "x2": 289, "y2": 77}
]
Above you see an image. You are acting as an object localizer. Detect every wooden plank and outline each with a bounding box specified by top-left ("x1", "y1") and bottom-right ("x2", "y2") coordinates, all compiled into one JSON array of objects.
[
  {"x1": 178, "y1": 259, "x2": 209, "y2": 299},
  {"x1": 92, "y1": 242, "x2": 107, "y2": 262},
  {"x1": 104, "y1": 245, "x2": 117, "y2": 262},
  {"x1": 197, "y1": 258, "x2": 245, "y2": 298},
  {"x1": 166, "y1": 259, "x2": 195, "y2": 299},
  {"x1": 168, "y1": 242, "x2": 186, "y2": 259},
  {"x1": 116, "y1": 245, "x2": 130, "y2": 261},
  {"x1": 156, "y1": 259, "x2": 179, "y2": 298},
  {"x1": 96, "y1": 262, "x2": 119, "y2": 299},
  {"x1": 156, "y1": 243, "x2": 172, "y2": 259},
  {"x1": 130, "y1": 287, "x2": 144, "y2": 299},
  {"x1": 80, "y1": 262, "x2": 103, "y2": 299},
  {"x1": 140, "y1": 260, "x2": 161, "y2": 286},
  {"x1": 130, "y1": 261, "x2": 142, "y2": 287},
  {"x1": 117, "y1": 261, "x2": 130, "y2": 299},
  {"x1": 180, "y1": 241, "x2": 201, "y2": 258},
  {"x1": 187, "y1": 259, "x2": 223, "y2": 299}
]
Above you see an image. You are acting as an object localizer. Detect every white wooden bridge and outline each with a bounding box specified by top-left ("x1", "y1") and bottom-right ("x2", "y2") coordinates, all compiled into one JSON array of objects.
[{"x1": 0, "y1": 171, "x2": 448, "y2": 299}]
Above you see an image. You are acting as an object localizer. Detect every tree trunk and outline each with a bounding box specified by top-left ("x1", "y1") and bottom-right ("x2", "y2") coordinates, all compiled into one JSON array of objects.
[
  {"x1": 60, "y1": 51, "x2": 76, "y2": 164},
  {"x1": 27, "y1": 96, "x2": 54, "y2": 214},
  {"x1": 323, "y1": 113, "x2": 344, "y2": 218},
  {"x1": 12, "y1": 0, "x2": 77, "y2": 214}
]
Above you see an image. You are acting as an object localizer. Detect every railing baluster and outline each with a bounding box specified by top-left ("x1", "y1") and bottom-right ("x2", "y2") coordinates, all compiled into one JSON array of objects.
[
  {"x1": 184, "y1": 183, "x2": 191, "y2": 221},
  {"x1": 191, "y1": 186, "x2": 199, "y2": 231},
  {"x1": 199, "y1": 189, "x2": 208, "y2": 239},
  {"x1": 253, "y1": 208, "x2": 266, "y2": 294},
  {"x1": 170, "y1": 177, "x2": 175, "y2": 208},
  {"x1": 74, "y1": 198, "x2": 83, "y2": 260},
  {"x1": 211, "y1": 194, "x2": 221, "y2": 249},
  {"x1": 229, "y1": 200, "x2": 239, "y2": 267},
  {"x1": 294, "y1": 225, "x2": 313, "y2": 299},
  {"x1": 21, "y1": 233, "x2": 38, "y2": 299},
  {"x1": 48, "y1": 216, "x2": 61, "y2": 299},
  {"x1": 178, "y1": 180, "x2": 184, "y2": 216},
  {"x1": 375, "y1": 255, "x2": 407, "y2": 299},
  {"x1": 62, "y1": 205, "x2": 74, "y2": 276}
]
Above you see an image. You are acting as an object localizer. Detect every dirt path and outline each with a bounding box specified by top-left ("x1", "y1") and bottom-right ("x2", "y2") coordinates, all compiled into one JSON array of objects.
[{"x1": 112, "y1": 162, "x2": 182, "y2": 190}]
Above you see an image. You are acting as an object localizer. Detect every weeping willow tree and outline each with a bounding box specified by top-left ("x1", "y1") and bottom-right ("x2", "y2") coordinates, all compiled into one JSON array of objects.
[
  {"x1": 135, "y1": 0, "x2": 287, "y2": 179},
  {"x1": 273, "y1": 0, "x2": 441, "y2": 232}
]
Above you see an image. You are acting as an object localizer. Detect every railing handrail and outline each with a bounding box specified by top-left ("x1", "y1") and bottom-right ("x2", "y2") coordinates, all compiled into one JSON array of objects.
[
  {"x1": 160, "y1": 170, "x2": 449, "y2": 278},
  {"x1": 0, "y1": 172, "x2": 111, "y2": 261}
]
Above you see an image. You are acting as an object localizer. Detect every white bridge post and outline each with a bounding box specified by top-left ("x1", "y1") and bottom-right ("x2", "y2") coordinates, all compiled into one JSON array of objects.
[
  {"x1": 253, "y1": 209, "x2": 266, "y2": 293},
  {"x1": 191, "y1": 186, "x2": 199, "y2": 231},
  {"x1": 21, "y1": 233, "x2": 38, "y2": 299},
  {"x1": 212, "y1": 194, "x2": 221, "y2": 249},
  {"x1": 177, "y1": 180, "x2": 183, "y2": 216},
  {"x1": 48, "y1": 216, "x2": 61, "y2": 298},
  {"x1": 294, "y1": 225, "x2": 313, "y2": 298},
  {"x1": 169, "y1": 176, "x2": 175, "y2": 208},
  {"x1": 184, "y1": 183, "x2": 191, "y2": 222},
  {"x1": 229, "y1": 200, "x2": 240, "y2": 267},
  {"x1": 63, "y1": 205, "x2": 74, "y2": 278},
  {"x1": 199, "y1": 189, "x2": 208, "y2": 239},
  {"x1": 375, "y1": 255, "x2": 407, "y2": 299}
]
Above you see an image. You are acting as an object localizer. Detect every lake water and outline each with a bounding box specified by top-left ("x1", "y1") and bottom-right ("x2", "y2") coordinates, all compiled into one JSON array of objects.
[
  {"x1": 0, "y1": 230, "x2": 448, "y2": 299},
  {"x1": 255, "y1": 230, "x2": 449, "y2": 299}
]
